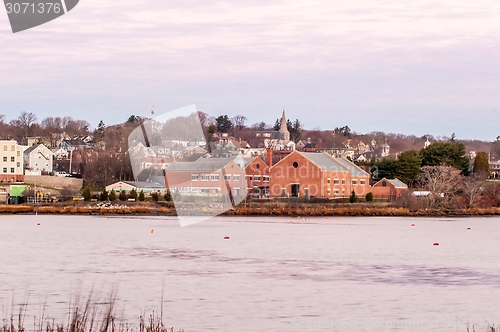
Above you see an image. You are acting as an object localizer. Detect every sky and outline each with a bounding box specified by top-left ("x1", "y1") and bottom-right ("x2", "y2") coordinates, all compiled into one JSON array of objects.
[{"x1": 0, "y1": 0, "x2": 499, "y2": 140}]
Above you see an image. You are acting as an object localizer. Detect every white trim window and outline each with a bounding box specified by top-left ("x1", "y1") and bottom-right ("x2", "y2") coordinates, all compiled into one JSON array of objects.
[
  {"x1": 352, "y1": 179, "x2": 358, "y2": 185},
  {"x1": 234, "y1": 175, "x2": 240, "y2": 181},
  {"x1": 192, "y1": 174, "x2": 199, "y2": 181},
  {"x1": 201, "y1": 174, "x2": 209, "y2": 181},
  {"x1": 210, "y1": 175, "x2": 219, "y2": 181},
  {"x1": 224, "y1": 175, "x2": 231, "y2": 181}
]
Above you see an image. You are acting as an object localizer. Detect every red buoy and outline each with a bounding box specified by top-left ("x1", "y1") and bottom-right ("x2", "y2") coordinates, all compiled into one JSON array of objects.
[
  {"x1": 433, "y1": 242, "x2": 439, "y2": 246},
  {"x1": 37, "y1": 223, "x2": 40, "y2": 226},
  {"x1": 224, "y1": 236, "x2": 230, "y2": 240},
  {"x1": 411, "y1": 223, "x2": 415, "y2": 227},
  {"x1": 467, "y1": 227, "x2": 471, "y2": 230}
]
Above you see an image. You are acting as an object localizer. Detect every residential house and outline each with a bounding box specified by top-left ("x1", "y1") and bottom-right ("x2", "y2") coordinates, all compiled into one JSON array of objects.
[
  {"x1": 24, "y1": 144, "x2": 54, "y2": 174},
  {"x1": 243, "y1": 155, "x2": 270, "y2": 197},
  {"x1": 0, "y1": 140, "x2": 25, "y2": 182}
]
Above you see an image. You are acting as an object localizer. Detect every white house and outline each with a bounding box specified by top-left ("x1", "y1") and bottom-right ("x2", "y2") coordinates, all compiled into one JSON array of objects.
[{"x1": 24, "y1": 144, "x2": 54, "y2": 174}]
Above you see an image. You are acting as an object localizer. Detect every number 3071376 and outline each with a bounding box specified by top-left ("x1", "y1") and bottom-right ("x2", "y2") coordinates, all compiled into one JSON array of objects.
[{"x1": 5, "y1": 2, "x2": 62, "y2": 14}]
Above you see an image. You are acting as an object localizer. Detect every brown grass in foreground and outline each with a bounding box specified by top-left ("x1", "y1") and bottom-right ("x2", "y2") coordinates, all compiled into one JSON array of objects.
[{"x1": 2, "y1": 292, "x2": 184, "y2": 332}]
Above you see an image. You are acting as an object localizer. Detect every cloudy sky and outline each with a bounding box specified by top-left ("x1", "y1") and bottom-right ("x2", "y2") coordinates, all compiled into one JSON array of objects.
[{"x1": 1, "y1": 0, "x2": 499, "y2": 140}]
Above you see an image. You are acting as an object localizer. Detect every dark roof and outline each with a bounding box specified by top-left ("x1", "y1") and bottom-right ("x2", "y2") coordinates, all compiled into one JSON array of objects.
[{"x1": 23, "y1": 144, "x2": 40, "y2": 155}]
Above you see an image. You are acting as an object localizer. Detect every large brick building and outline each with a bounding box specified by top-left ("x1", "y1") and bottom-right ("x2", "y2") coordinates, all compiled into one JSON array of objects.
[
  {"x1": 268, "y1": 151, "x2": 370, "y2": 198},
  {"x1": 164, "y1": 157, "x2": 247, "y2": 198}
]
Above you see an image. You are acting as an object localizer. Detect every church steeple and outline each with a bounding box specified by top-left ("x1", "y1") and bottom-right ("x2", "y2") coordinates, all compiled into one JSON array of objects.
[{"x1": 279, "y1": 108, "x2": 290, "y2": 141}]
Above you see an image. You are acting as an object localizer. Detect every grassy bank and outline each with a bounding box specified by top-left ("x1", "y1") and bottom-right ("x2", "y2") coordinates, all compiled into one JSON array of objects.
[{"x1": 4, "y1": 201, "x2": 500, "y2": 216}]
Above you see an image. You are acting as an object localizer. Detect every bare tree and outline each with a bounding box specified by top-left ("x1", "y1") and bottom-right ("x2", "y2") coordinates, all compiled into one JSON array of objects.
[
  {"x1": 231, "y1": 115, "x2": 247, "y2": 130},
  {"x1": 462, "y1": 175, "x2": 483, "y2": 208},
  {"x1": 420, "y1": 165, "x2": 462, "y2": 209},
  {"x1": 10, "y1": 111, "x2": 38, "y2": 138},
  {"x1": 0, "y1": 114, "x2": 5, "y2": 123}
]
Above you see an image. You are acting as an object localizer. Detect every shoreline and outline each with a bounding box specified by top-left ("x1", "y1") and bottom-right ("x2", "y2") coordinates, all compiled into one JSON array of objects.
[{"x1": 2, "y1": 202, "x2": 500, "y2": 217}]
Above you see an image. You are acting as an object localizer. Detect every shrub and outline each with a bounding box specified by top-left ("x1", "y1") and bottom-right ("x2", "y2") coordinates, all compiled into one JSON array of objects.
[
  {"x1": 82, "y1": 188, "x2": 91, "y2": 202},
  {"x1": 100, "y1": 189, "x2": 108, "y2": 201},
  {"x1": 129, "y1": 189, "x2": 138, "y2": 200},
  {"x1": 109, "y1": 190, "x2": 117, "y2": 201},
  {"x1": 349, "y1": 190, "x2": 358, "y2": 203},
  {"x1": 164, "y1": 189, "x2": 172, "y2": 202},
  {"x1": 365, "y1": 192, "x2": 373, "y2": 202},
  {"x1": 151, "y1": 192, "x2": 159, "y2": 202},
  {"x1": 119, "y1": 190, "x2": 127, "y2": 201},
  {"x1": 138, "y1": 190, "x2": 145, "y2": 201}
]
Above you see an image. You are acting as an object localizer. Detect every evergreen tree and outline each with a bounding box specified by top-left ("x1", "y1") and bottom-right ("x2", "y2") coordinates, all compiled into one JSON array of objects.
[
  {"x1": 164, "y1": 189, "x2": 172, "y2": 202},
  {"x1": 82, "y1": 188, "x2": 91, "y2": 201},
  {"x1": 420, "y1": 141, "x2": 469, "y2": 175},
  {"x1": 215, "y1": 115, "x2": 233, "y2": 133},
  {"x1": 365, "y1": 192, "x2": 373, "y2": 202},
  {"x1": 151, "y1": 192, "x2": 159, "y2": 202},
  {"x1": 129, "y1": 189, "x2": 138, "y2": 200},
  {"x1": 349, "y1": 190, "x2": 358, "y2": 203},
  {"x1": 396, "y1": 150, "x2": 422, "y2": 185},
  {"x1": 99, "y1": 188, "x2": 108, "y2": 201},
  {"x1": 473, "y1": 151, "x2": 490, "y2": 178},
  {"x1": 109, "y1": 191, "x2": 117, "y2": 201},
  {"x1": 119, "y1": 190, "x2": 127, "y2": 201},
  {"x1": 138, "y1": 190, "x2": 145, "y2": 201}
]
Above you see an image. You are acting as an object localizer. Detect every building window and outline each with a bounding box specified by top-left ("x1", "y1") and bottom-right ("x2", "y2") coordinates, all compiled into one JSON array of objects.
[
  {"x1": 327, "y1": 189, "x2": 331, "y2": 194},
  {"x1": 17, "y1": 151, "x2": 20, "y2": 156},
  {"x1": 352, "y1": 179, "x2": 358, "y2": 185},
  {"x1": 342, "y1": 189, "x2": 345, "y2": 194},
  {"x1": 16, "y1": 162, "x2": 20, "y2": 167},
  {"x1": 327, "y1": 178, "x2": 331, "y2": 184},
  {"x1": 254, "y1": 176, "x2": 261, "y2": 181},
  {"x1": 293, "y1": 162, "x2": 299, "y2": 168},
  {"x1": 2, "y1": 168, "x2": 6, "y2": 173},
  {"x1": 192, "y1": 174, "x2": 199, "y2": 181},
  {"x1": 10, "y1": 157, "x2": 14, "y2": 162},
  {"x1": 256, "y1": 163, "x2": 260, "y2": 169},
  {"x1": 210, "y1": 188, "x2": 219, "y2": 193},
  {"x1": 3, "y1": 146, "x2": 6, "y2": 151},
  {"x1": 263, "y1": 176, "x2": 270, "y2": 182},
  {"x1": 224, "y1": 175, "x2": 231, "y2": 181},
  {"x1": 334, "y1": 189, "x2": 339, "y2": 194},
  {"x1": 201, "y1": 174, "x2": 209, "y2": 181},
  {"x1": 334, "y1": 179, "x2": 339, "y2": 184},
  {"x1": 360, "y1": 180, "x2": 366, "y2": 185},
  {"x1": 234, "y1": 175, "x2": 240, "y2": 181},
  {"x1": 10, "y1": 168, "x2": 14, "y2": 173},
  {"x1": 11, "y1": 146, "x2": 14, "y2": 151},
  {"x1": 210, "y1": 175, "x2": 219, "y2": 181},
  {"x1": 2, "y1": 157, "x2": 6, "y2": 162},
  {"x1": 342, "y1": 179, "x2": 345, "y2": 184},
  {"x1": 201, "y1": 188, "x2": 209, "y2": 193}
]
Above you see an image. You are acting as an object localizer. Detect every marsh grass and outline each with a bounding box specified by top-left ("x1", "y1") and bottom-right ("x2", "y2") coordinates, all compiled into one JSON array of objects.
[{"x1": 1, "y1": 290, "x2": 183, "y2": 332}]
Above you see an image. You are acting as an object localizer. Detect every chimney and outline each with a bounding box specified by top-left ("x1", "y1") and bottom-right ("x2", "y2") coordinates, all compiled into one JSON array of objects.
[
  {"x1": 266, "y1": 148, "x2": 273, "y2": 167},
  {"x1": 307, "y1": 137, "x2": 311, "y2": 144}
]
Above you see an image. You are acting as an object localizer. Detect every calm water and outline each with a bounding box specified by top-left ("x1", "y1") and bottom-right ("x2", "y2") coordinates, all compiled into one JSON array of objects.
[{"x1": 1, "y1": 215, "x2": 500, "y2": 331}]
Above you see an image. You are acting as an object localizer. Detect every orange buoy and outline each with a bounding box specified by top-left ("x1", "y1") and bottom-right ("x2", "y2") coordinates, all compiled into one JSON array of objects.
[
  {"x1": 433, "y1": 242, "x2": 439, "y2": 246},
  {"x1": 411, "y1": 223, "x2": 415, "y2": 227},
  {"x1": 224, "y1": 236, "x2": 230, "y2": 240}
]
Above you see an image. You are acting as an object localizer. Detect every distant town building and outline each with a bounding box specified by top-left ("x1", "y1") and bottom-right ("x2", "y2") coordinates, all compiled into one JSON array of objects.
[
  {"x1": 24, "y1": 144, "x2": 54, "y2": 174},
  {"x1": 0, "y1": 140, "x2": 24, "y2": 182}
]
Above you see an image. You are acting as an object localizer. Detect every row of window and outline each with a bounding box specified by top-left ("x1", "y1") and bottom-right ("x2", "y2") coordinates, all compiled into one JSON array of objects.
[
  {"x1": 2, "y1": 156, "x2": 16, "y2": 162},
  {"x1": 2, "y1": 167, "x2": 16, "y2": 174},
  {"x1": 327, "y1": 189, "x2": 346, "y2": 195},
  {"x1": 3, "y1": 145, "x2": 16, "y2": 151},
  {"x1": 192, "y1": 174, "x2": 242, "y2": 181},
  {"x1": 327, "y1": 178, "x2": 366, "y2": 185},
  {"x1": 246, "y1": 175, "x2": 270, "y2": 182}
]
